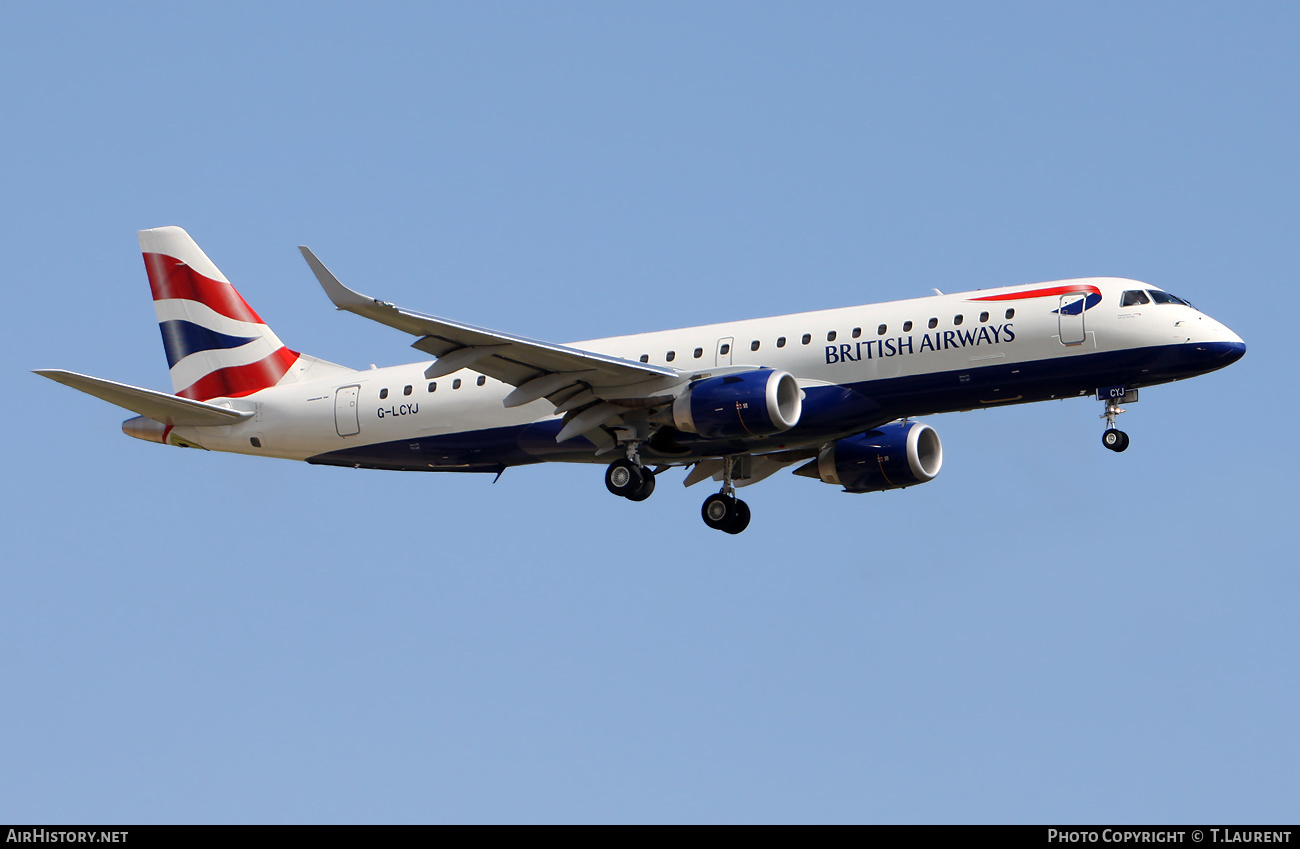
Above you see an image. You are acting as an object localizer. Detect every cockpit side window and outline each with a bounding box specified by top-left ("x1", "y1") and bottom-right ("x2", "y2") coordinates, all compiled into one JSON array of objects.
[
  {"x1": 1121, "y1": 290, "x2": 1150, "y2": 307},
  {"x1": 1148, "y1": 290, "x2": 1193, "y2": 307}
]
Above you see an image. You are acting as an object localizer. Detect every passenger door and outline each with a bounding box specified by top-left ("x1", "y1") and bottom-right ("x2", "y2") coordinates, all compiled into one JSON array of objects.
[{"x1": 1058, "y1": 294, "x2": 1086, "y2": 345}]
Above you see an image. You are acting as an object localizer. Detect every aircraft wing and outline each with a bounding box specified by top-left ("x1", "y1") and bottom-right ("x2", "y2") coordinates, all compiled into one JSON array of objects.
[
  {"x1": 33, "y1": 369, "x2": 253, "y2": 427},
  {"x1": 300, "y1": 247, "x2": 689, "y2": 425}
]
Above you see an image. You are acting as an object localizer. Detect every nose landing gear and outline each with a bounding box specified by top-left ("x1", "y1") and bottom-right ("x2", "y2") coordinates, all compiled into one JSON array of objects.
[{"x1": 1100, "y1": 389, "x2": 1137, "y2": 453}]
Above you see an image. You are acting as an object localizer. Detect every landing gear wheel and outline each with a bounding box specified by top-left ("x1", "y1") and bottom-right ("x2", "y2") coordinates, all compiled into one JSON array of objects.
[
  {"x1": 702, "y1": 493, "x2": 734, "y2": 530},
  {"x1": 701, "y1": 493, "x2": 751, "y2": 534},
  {"x1": 625, "y1": 470, "x2": 656, "y2": 502},
  {"x1": 1100, "y1": 393, "x2": 1133, "y2": 453},
  {"x1": 605, "y1": 458, "x2": 644, "y2": 497},
  {"x1": 1102, "y1": 429, "x2": 1130, "y2": 452},
  {"x1": 725, "y1": 499, "x2": 751, "y2": 535}
]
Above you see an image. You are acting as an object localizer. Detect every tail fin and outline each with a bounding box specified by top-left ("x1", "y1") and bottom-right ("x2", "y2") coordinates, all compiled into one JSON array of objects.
[{"x1": 139, "y1": 226, "x2": 350, "y2": 400}]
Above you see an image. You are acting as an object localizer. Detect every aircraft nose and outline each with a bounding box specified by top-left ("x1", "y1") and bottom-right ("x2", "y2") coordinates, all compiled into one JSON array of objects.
[
  {"x1": 1192, "y1": 319, "x2": 1245, "y2": 368},
  {"x1": 1218, "y1": 321, "x2": 1246, "y2": 361}
]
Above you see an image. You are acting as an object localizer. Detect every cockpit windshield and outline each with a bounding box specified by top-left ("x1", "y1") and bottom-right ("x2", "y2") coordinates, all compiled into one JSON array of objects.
[
  {"x1": 1147, "y1": 290, "x2": 1195, "y2": 308},
  {"x1": 1121, "y1": 290, "x2": 1150, "y2": 307}
]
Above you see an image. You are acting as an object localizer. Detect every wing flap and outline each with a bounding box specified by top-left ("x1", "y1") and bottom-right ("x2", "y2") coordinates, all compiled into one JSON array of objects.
[{"x1": 503, "y1": 371, "x2": 597, "y2": 408}]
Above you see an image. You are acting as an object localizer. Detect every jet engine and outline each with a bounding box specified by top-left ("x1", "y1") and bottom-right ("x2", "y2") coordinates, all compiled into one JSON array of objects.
[
  {"x1": 799, "y1": 421, "x2": 942, "y2": 493},
  {"x1": 672, "y1": 369, "x2": 802, "y2": 439}
]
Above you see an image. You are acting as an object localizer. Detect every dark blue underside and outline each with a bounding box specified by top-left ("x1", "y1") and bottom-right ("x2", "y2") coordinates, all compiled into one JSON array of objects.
[{"x1": 306, "y1": 341, "x2": 1245, "y2": 473}]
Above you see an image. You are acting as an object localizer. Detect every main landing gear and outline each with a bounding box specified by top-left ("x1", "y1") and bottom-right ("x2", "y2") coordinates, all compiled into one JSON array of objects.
[
  {"x1": 1100, "y1": 392, "x2": 1132, "y2": 453},
  {"x1": 701, "y1": 456, "x2": 751, "y2": 535},
  {"x1": 604, "y1": 451, "x2": 752, "y2": 534},
  {"x1": 702, "y1": 492, "x2": 750, "y2": 535},
  {"x1": 605, "y1": 457, "x2": 656, "y2": 501}
]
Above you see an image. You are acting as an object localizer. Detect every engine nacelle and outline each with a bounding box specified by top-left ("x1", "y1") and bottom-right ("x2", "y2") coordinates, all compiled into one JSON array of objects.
[
  {"x1": 672, "y1": 369, "x2": 802, "y2": 439},
  {"x1": 812, "y1": 422, "x2": 942, "y2": 493}
]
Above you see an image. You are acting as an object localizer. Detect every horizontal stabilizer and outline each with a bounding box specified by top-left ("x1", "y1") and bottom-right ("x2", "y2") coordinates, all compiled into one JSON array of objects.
[{"x1": 33, "y1": 369, "x2": 253, "y2": 427}]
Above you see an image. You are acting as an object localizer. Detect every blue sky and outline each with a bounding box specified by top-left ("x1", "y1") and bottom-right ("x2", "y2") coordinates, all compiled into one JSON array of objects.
[{"x1": 2, "y1": 2, "x2": 1296, "y2": 823}]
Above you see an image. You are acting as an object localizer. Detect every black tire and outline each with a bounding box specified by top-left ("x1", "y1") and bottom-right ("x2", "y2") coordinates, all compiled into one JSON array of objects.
[
  {"x1": 1103, "y1": 429, "x2": 1123, "y2": 451},
  {"x1": 723, "y1": 499, "x2": 751, "y2": 534},
  {"x1": 605, "y1": 459, "x2": 643, "y2": 497},
  {"x1": 1114, "y1": 430, "x2": 1130, "y2": 452},
  {"x1": 702, "y1": 493, "x2": 736, "y2": 530},
  {"x1": 625, "y1": 470, "x2": 656, "y2": 502}
]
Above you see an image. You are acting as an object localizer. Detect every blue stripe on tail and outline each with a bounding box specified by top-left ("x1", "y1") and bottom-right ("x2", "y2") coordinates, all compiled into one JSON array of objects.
[{"x1": 158, "y1": 320, "x2": 259, "y2": 369}]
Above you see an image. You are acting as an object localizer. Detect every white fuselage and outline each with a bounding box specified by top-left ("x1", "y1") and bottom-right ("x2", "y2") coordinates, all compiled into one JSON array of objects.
[{"x1": 168, "y1": 276, "x2": 1243, "y2": 468}]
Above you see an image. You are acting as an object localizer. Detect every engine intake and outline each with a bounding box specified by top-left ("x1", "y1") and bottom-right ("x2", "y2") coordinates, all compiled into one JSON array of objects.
[
  {"x1": 673, "y1": 369, "x2": 802, "y2": 439},
  {"x1": 806, "y1": 421, "x2": 942, "y2": 493}
]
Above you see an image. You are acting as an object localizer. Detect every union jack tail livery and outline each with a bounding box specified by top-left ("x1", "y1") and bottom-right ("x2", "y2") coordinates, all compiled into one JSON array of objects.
[{"x1": 139, "y1": 226, "x2": 349, "y2": 400}]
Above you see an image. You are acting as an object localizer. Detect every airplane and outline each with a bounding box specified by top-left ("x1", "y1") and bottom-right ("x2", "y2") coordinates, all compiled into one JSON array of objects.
[{"x1": 35, "y1": 226, "x2": 1246, "y2": 534}]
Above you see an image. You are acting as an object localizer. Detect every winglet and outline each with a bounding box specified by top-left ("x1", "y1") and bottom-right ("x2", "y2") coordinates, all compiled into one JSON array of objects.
[{"x1": 298, "y1": 246, "x2": 375, "y2": 311}]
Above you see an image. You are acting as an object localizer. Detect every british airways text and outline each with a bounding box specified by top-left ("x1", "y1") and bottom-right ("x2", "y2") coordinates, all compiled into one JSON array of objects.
[{"x1": 826, "y1": 323, "x2": 1015, "y2": 364}]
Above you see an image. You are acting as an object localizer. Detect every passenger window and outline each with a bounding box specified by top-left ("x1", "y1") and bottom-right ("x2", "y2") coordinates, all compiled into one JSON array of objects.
[
  {"x1": 403, "y1": 385, "x2": 413, "y2": 396},
  {"x1": 639, "y1": 354, "x2": 649, "y2": 363},
  {"x1": 928, "y1": 318, "x2": 938, "y2": 329},
  {"x1": 750, "y1": 340, "x2": 760, "y2": 351},
  {"x1": 720, "y1": 343, "x2": 731, "y2": 355},
  {"x1": 476, "y1": 375, "x2": 486, "y2": 386},
  {"x1": 827, "y1": 331, "x2": 837, "y2": 342},
  {"x1": 802, "y1": 334, "x2": 811, "y2": 345},
  {"x1": 903, "y1": 321, "x2": 913, "y2": 332},
  {"x1": 428, "y1": 382, "x2": 437, "y2": 393},
  {"x1": 776, "y1": 337, "x2": 786, "y2": 348},
  {"x1": 953, "y1": 315, "x2": 963, "y2": 326},
  {"x1": 693, "y1": 347, "x2": 703, "y2": 359},
  {"x1": 379, "y1": 388, "x2": 389, "y2": 400},
  {"x1": 852, "y1": 327, "x2": 862, "y2": 339},
  {"x1": 979, "y1": 311, "x2": 989, "y2": 322},
  {"x1": 877, "y1": 324, "x2": 887, "y2": 336},
  {"x1": 666, "y1": 350, "x2": 676, "y2": 362},
  {"x1": 1006, "y1": 308, "x2": 1015, "y2": 319},
  {"x1": 1122, "y1": 290, "x2": 1151, "y2": 306},
  {"x1": 453, "y1": 379, "x2": 462, "y2": 389}
]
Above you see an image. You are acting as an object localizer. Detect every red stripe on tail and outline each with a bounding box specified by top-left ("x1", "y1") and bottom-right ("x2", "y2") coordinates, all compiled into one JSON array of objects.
[
  {"x1": 143, "y1": 252, "x2": 267, "y2": 324},
  {"x1": 176, "y1": 347, "x2": 300, "y2": 400}
]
